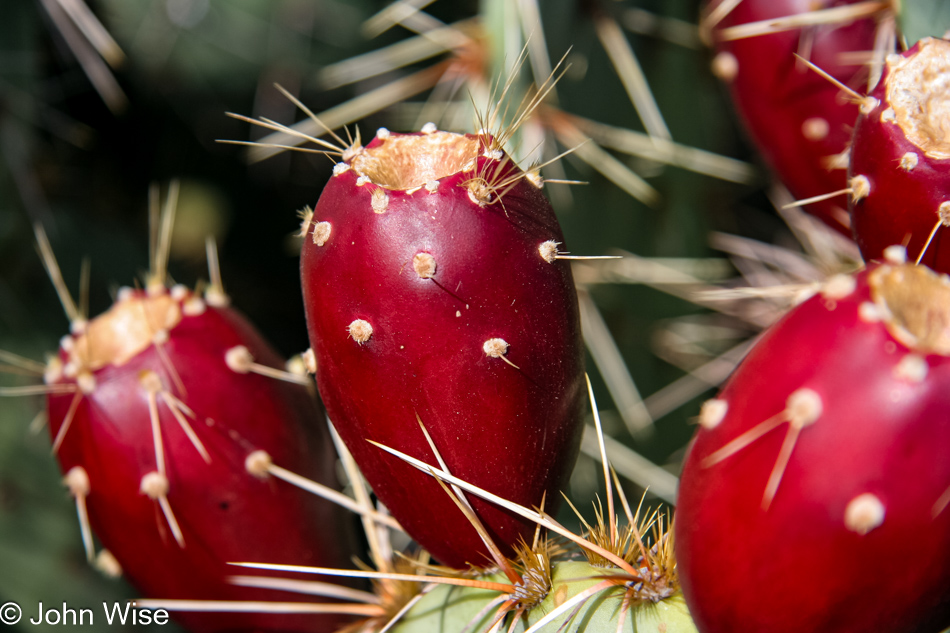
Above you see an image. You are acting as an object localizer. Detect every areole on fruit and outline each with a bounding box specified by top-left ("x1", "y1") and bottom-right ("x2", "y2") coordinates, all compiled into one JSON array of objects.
[
  {"x1": 298, "y1": 121, "x2": 585, "y2": 569},
  {"x1": 676, "y1": 256, "x2": 950, "y2": 633},
  {"x1": 850, "y1": 37, "x2": 950, "y2": 272}
]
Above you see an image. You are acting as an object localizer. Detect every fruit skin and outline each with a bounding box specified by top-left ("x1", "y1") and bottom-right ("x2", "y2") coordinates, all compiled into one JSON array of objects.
[
  {"x1": 675, "y1": 263, "x2": 950, "y2": 633},
  {"x1": 47, "y1": 287, "x2": 359, "y2": 633},
  {"x1": 300, "y1": 130, "x2": 585, "y2": 569},
  {"x1": 704, "y1": 0, "x2": 880, "y2": 234},
  {"x1": 850, "y1": 38, "x2": 950, "y2": 272}
]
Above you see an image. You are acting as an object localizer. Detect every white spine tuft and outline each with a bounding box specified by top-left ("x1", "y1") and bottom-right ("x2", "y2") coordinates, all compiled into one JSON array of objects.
[
  {"x1": 285, "y1": 355, "x2": 307, "y2": 378},
  {"x1": 371, "y1": 189, "x2": 389, "y2": 214},
  {"x1": 710, "y1": 51, "x2": 739, "y2": 82},
  {"x1": 893, "y1": 354, "x2": 928, "y2": 383},
  {"x1": 348, "y1": 319, "x2": 373, "y2": 344},
  {"x1": 801, "y1": 117, "x2": 829, "y2": 141},
  {"x1": 182, "y1": 297, "x2": 206, "y2": 316},
  {"x1": 139, "y1": 472, "x2": 169, "y2": 499},
  {"x1": 302, "y1": 348, "x2": 317, "y2": 374},
  {"x1": 95, "y1": 550, "x2": 123, "y2": 578},
  {"x1": 526, "y1": 170, "x2": 544, "y2": 189},
  {"x1": 820, "y1": 274, "x2": 856, "y2": 300},
  {"x1": 539, "y1": 240, "x2": 560, "y2": 264},
  {"x1": 483, "y1": 338, "x2": 509, "y2": 358},
  {"x1": 171, "y1": 284, "x2": 189, "y2": 301},
  {"x1": 139, "y1": 370, "x2": 163, "y2": 393},
  {"x1": 413, "y1": 252, "x2": 437, "y2": 279},
  {"x1": 844, "y1": 493, "x2": 885, "y2": 535},
  {"x1": 312, "y1": 221, "x2": 332, "y2": 246},
  {"x1": 225, "y1": 346, "x2": 254, "y2": 373},
  {"x1": 939, "y1": 202, "x2": 950, "y2": 227},
  {"x1": 205, "y1": 286, "x2": 230, "y2": 308},
  {"x1": 245, "y1": 449, "x2": 273, "y2": 478},
  {"x1": 883, "y1": 244, "x2": 907, "y2": 264},
  {"x1": 850, "y1": 175, "x2": 871, "y2": 201},
  {"x1": 77, "y1": 372, "x2": 97, "y2": 394},
  {"x1": 698, "y1": 399, "x2": 728, "y2": 430},
  {"x1": 858, "y1": 301, "x2": 883, "y2": 323},
  {"x1": 64, "y1": 466, "x2": 91, "y2": 497},
  {"x1": 859, "y1": 97, "x2": 879, "y2": 115},
  {"x1": 785, "y1": 388, "x2": 822, "y2": 428},
  {"x1": 297, "y1": 206, "x2": 314, "y2": 237},
  {"x1": 44, "y1": 357, "x2": 64, "y2": 385}
]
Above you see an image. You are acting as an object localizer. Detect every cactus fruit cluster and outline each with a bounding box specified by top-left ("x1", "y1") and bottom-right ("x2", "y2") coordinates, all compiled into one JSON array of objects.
[
  {"x1": 685, "y1": 3, "x2": 950, "y2": 633},
  {"x1": 12, "y1": 0, "x2": 950, "y2": 632}
]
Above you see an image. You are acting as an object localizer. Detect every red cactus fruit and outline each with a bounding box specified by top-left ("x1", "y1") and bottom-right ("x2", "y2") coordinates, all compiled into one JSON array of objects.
[
  {"x1": 703, "y1": 0, "x2": 885, "y2": 234},
  {"x1": 45, "y1": 281, "x2": 359, "y2": 633},
  {"x1": 675, "y1": 258, "x2": 950, "y2": 633},
  {"x1": 299, "y1": 127, "x2": 585, "y2": 568},
  {"x1": 850, "y1": 37, "x2": 950, "y2": 272}
]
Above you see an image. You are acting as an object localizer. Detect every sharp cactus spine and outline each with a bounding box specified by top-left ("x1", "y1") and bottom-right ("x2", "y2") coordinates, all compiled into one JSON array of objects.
[
  {"x1": 849, "y1": 37, "x2": 950, "y2": 271},
  {"x1": 299, "y1": 124, "x2": 585, "y2": 569},
  {"x1": 676, "y1": 259, "x2": 950, "y2": 633}
]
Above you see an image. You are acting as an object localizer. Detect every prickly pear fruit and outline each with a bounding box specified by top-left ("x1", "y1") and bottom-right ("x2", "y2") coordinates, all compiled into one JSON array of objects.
[
  {"x1": 46, "y1": 284, "x2": 359, "y2": 633},
  {"x1": 703, "y1": 0, "x2": 882, "y2": 234},
  {"x1": 675, "y1": 260, "x2": 950, "y2": 633},
  {"x1": 850, "y1": 37, "x2": 950, "y2": 272},
  {"x1": 300, "y1": 127, "x2": 585, "y2": 568}
]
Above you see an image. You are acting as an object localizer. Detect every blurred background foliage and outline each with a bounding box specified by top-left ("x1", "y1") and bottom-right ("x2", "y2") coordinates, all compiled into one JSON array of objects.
[{"x1": 0, "y1": 0, "x2": 777, "y2": 630}]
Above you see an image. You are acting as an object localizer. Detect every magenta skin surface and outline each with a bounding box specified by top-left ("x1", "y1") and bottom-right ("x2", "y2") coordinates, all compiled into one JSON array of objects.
[
  {"x1": 850, "y1": 39, "x2": 950, "y2": 272},
  {"x1": 48, "y1": 292, "x2": 358, "y2": 633},
  {"x1": 676, "y1": 265, "x2": 950, "y2": 633},
  {"x1": 707, "y1": 0, "x2": 878, "y2": 235},
  {"x1": 301, "y1": 132, "x2": 585, "y2": 568}
]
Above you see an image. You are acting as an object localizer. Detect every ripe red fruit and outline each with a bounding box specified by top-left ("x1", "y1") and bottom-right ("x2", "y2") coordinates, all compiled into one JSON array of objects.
[
  {"x1": 675, "y1": 260, "x2": 950, "y2": 633},
  {"x1": 850, "y1": 37, "x2": 950, "y2": 272},
  {"x1": 703, "y1": 0, "x2": 883, "y2": 234},
  {"x1": 299, "y1": 127, "x2": 585, "y2": 568},
  {"x1": 46, "y1": 284, "x2": 359, "y2": 633}
]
